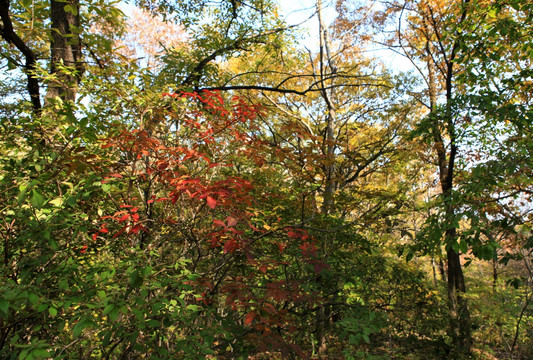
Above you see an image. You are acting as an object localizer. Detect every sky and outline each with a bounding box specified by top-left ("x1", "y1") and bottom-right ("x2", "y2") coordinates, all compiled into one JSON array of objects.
[
  {"x1": 276, "y1": 0, "x2": 336, "y2": 49},
  {"x1": 275, "y1": 0, "x2": 414, "y2": 73}
]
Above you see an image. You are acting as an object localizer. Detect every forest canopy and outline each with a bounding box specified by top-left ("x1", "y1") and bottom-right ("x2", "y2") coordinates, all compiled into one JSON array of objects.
[{"x1": 0, "y1": 0, "x2": 532, "y2": 359}]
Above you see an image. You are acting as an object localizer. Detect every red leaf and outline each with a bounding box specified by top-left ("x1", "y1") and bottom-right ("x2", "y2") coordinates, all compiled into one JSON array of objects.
[
  {"x1": 80, "y1": 245, "x2": 88, "y2": 253},
  {"x1": 223, "y1": 239, "x2": 237, "y2": 253},
  {"x1": 206, "y1": 196, "x2": 216, "y2": 209},
  {"x1": 262, "y1": 302, "x2": 276, "y2": 314},
  {"x1": 227, "y1": 216, "x2": 238, "y2": 227},
  {"x1": 245, "y1": 311, "x2": 256, "y2": 326},
  {"x1": 225, "y1": 293, "x2": 236, "y2": 306},
  {"x1": 213, "y1": 219, "x2": 226, "y2": 227},
  {"x1": 118, "y1": 214, "x2": 130, "y2": 222},
  {"x1": 113, "y1": 226, "x2": 127, "y2": 238},
  {"x1": 130, "y1": 225, "x2": 145, "y2": 234}
]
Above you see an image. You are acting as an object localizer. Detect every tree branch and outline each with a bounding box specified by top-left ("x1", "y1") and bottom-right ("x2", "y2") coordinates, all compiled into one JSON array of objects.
[{"x1": 0, "y1": 0, "x2": 41, "y2": 113}]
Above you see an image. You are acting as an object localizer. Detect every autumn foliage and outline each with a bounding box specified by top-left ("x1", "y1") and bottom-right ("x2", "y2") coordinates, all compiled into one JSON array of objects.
[
  {"x1": 1, "y1": 1, "x2": 532, "y2": 359},
  {"x1": 75, "y1": 91, "x2": 322, "y2": 357}
]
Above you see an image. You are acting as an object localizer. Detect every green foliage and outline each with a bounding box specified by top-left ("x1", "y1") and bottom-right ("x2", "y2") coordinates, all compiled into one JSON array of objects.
[{"x1": 1, "y1": 0, "x2": 532, "y2": 358}]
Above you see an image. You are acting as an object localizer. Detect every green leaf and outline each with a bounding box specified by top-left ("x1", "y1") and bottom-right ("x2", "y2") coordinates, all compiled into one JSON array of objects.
[
  {"x1": 18, "y1": 349, "x2": 29, "y2": 360},
  {"x1": 72, "y1": 318, "x2": 92, "y2": 337},
  {"x1": 66, "y1": 196, "x2": 77, "y2": 207},
  {"x1": 49, "y1": 197, "x2": 63, "y2": 206},
  {"x1": 200, "y1": 347, "x2": 215, "y2": 355},
  {"x1": 30, "y1": 189, "x2": 45, "y2": 209},
  {"x1": 186, "y1": 304, "x2": 199, "y2": 312},
  {"x1": 18, "y1": 183, "x2": 29, "y2": 205},
  {"x1": 103, "y1": 304, "x2": 115, "y2": 315},
  {"x1": 451, "y1": 241, "x2": 459, "y2": 253},
  {"x1": 147, "y1": 319, "x2": 160, "y2": 328},
  {"x1": 459, "y1": 240, "x2": 468, "y2": 253},
  {"x1": 31, "y1": 349, "x2": 50, "y2": 358},
  {"x1": 64, "y1": 4, "x2": 78, "y2": 15},
  {"x1": 108, "y1": 306, "x2": 120, "y2": 322},
  {"x1": 0, "y1": 298, "x2": 9, "y2": 316},
  {"x1": 28, "y1": 293, "x2": 39, "y2": 305},
  {"x1": 48, "y1": 238, "x2": 58, "y2": 250},
  {"x1": 132, "y1": 307, "x2": 144, "y2": 321},
  {"x1": 128, "y1": 270, "x2": 144, "y2": 288},
  {"x1": 49, "y1": 307, "x2": 57, "y2": 317}
]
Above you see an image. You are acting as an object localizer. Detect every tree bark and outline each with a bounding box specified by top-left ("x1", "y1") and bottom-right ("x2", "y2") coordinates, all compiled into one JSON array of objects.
[
  {"x1": 315, "y1": 0, "x2": 337, "y2": 353},
  {"x1": 0, "y1": 0, "x2": 42, "y2": 113},
  {"x1": 422, "y1": 4, "x2": 472, "y2": 352},
  {"x1": 46, "y1": 0, "x2": 82, "y2": 101}
]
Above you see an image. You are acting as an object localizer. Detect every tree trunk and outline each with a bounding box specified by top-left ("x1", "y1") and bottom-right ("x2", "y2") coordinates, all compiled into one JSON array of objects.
[
  {"x1": 492, "y1": 257, "x2": 498, "y2": 292},
  {"x1": 439, "y1": 257, "x2": 447, "y2": 283},
  {"x1": 424, "y1": 18, "x2": 472, "y2": 352},
  {"x1": 440, "y1": 71, "x2": 471, "y2": 359},
  {"x1": 0, "y1": 0, "x2": 42, "y2": 113},
  {"x1": 315, "y1": 0, "x2": 337, "y2": 353},
  {"x1": 46, "y1": 0, "x2": 82, "y2": 101},
  {"x1": 446, "y1": 234, "x2": 472, "y2": 356}
]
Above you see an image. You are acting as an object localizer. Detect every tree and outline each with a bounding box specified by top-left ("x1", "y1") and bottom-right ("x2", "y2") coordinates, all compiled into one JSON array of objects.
[
  {"x1": 335, "y1": 0, "x2": 483, "y2": 354},
  {"x1": 0, "y1": 1, "x2": 332, "y2": 358},
  {"x1": 246, "y1": 0, "x2": 422, "y2": 355},
  {"x1": 2, "y1": 0, "x2": 532, "y2": 358}
]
